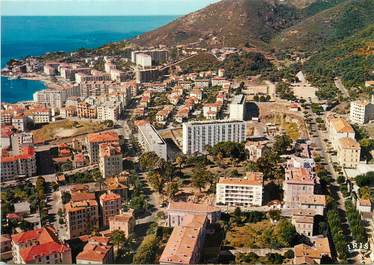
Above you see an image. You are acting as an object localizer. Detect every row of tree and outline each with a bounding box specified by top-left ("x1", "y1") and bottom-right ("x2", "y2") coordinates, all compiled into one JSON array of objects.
[{"x1": 345, "y1": 199, "x2": 367, "y2": 243}]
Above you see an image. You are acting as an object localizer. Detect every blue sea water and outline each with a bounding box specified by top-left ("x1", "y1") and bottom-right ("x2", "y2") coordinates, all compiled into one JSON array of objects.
[{"x1": 1, "y1": 16, "x2": 177, "y2": 103}]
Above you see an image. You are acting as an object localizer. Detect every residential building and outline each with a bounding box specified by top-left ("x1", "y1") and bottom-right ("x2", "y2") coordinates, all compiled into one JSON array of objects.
[
  {"x1": 211, "y1": 77, "x2": 227, "y2": 87},
  {"x1": 43, "y1": 62, "x2": 59, "y2": 76},
  {"x1": 182, "y1": 120, "x2": 246, "y2": 154},
  {"x1": 86, "y1": 131, "x2": 119, "y2": 164},
  {"x1": 292, "y1": 212, "x2": 314, "y2": 237},
  {"x1": 229, "y1": 94, "x2": 245, "y2": 120},
  {"x1": 60, "y1": 65, "x2": 91, "y2": 81},
  {"x1": 215, "y1": 172, "x2": 263, "y2": 207},
  {"x1": 135, "y1": 53, "x2": 152, "y2": 67},
  {"x1": 79, "y1": 81, "x2": 114, "y2": 97},
  {"x1": 160, "y1": 215, "x2": 207, "y2": 265},
  {"x1": 65, "y1": 199, "x2": 99, "y2": 239},
  {"x1": 135, "y1": 68, "x2": 160, "y2": 83},
  {"x1": 12, "y1": 115, "x2": 28, "y2": 132},
  {"x1": 283, "y1": 167, "x2": 315, "y2": 204},
  {"x1": 166, "y1": 201, "x2": 220, "y2": 227},
  {"x1": 11, "y1": 227, "x2": 71, "y2": 264},
  {"x1": 0, "y1": 234, "x2": 12, "y2": 261},
  {"x1": 109, "y1": 210, "x2": 135, "y2": 237},
  {"x1": 350, "y1": 99, "x2": 374, "y2": 124},
  {"x1": 294, "y1": 237, "x2": 331, "y2": 264},
  {"x1": 156, "y1": 105, "x2": 173, "y2": 123},
  {"x1": 1, "y1": 147, "x2": 36, "y2": 181},
  {"x1": 99, "y1": 193, "x2": 122, "y2": 228},
  {"x1": 190, "y1": 88, "x2": 203, "y2": 101},
  {"x1": 357, "y1": 199, "x2": 372, "y2": 213},
  {"x1": 326, "y1": 116, "x2": 355, "y2": 149},
  {"x1": 194, "y1": 79, "x2": 210, "y2": 88},
  {"x1": 131, "y1": 49, "x2": 168, "y2": 65},
  {"x1": 33, "y1": 89, "x2": 67, "y2": 109},
  {"x1": 137, "y1": 123, "x2": 168, "y2": 160},
  {"x1": 336, "y1": 137, "x2": 361, "y2": 168},
  {"x1": 10, "y1": 132, "x2": 33, "y2": 155},
  {"x1": 75, "y1": 71, "x2": 111, "y2": 84},
  {"x1": 77, "y1": 102, "x2": 97, "y2": 119},
  {"x1": 97, "y1": 101, "x2": 121, "y2": 121},
  {"x1": 109, "y1": 69, "x2": 127, "y2": 82},
  {"x1": 28, "y1": 108, "x2": 51, "y2": 124},
  {"x1": 105, "y1": 175, "x2": 128, "y2": 201},
  {"x1": 99, "y1": 143, "x2": 123, "y2": 178},
  {"x1": 76, "y1": 237, "x2": 114, "y2": 264},
  {"x1": 203, "y1": 103, "x2": 219, "y2": 120}
]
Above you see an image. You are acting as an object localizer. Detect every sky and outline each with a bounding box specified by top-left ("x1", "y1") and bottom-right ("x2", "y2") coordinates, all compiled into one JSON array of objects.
[{"x1": 1, "y1": 0, "x2": 219, "y2": 16}]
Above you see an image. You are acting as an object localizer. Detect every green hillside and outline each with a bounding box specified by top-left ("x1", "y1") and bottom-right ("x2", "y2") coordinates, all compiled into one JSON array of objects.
[{"x1": 272, "y1": 0, "x2": 374, "y2": 51}]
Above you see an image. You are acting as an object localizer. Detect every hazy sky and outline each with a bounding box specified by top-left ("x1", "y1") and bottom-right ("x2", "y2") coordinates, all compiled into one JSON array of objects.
[{"x1": 2, "y1": 0, "x2": 219, "y2": 16}]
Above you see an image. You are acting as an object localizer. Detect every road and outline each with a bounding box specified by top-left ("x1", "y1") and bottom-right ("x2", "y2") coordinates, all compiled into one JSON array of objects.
[
  {"x1": 335, "y1": 78, "x2": 349, "y2": 98},
  {"x1": 306, "y1": 106, "x2": 361, "y2": 263}
]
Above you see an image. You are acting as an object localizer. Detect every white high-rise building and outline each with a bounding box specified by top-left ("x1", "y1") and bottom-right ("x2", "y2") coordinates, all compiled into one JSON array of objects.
[
  {"x1": 215, "y1": 172, "x2": 263, "y2": 207},
  {"x1": 135, "y1": 53, "x2": 152, "y2": 67},
  {"x1": 349, "y1": 98, "x2": 374, "y2": 124},
  {"x1": 137, "y1": 123, "x2": 168, "y2": 160},
  {"x1": 229, "y1": 94, "x2": 245, "y2": 120},
  {"x1": 182, "y1": 120, "x2": 246, "y2": 154}
]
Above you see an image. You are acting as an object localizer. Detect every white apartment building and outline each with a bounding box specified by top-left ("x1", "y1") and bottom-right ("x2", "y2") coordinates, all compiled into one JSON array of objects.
[
  {"x1": 135, "y1": 53, "x2": 152, "y2": 67},
  {"x1": 350, "y1": 99, "x2": 374, "y2": 124},
  {"x1": 229, "y1": 94, "x2": 245, "y2": 120},
  {"x1": 131, "y1": 49, "x2": 168, "y2": 65},
  {"x1": 216, "y1": 172, "x2": 263, "y2": 207},
  {"x1": 97, "y1": 101, "x2": 121, "y2": 121},
  {"x1": 137, "y1": 123, "x2": 168, "y2": 160},
  {"x1": 33, "y1": 89, "x2": 67, "y2": 109},
  {"x1": 10, "y1": 132, "x2": 33, "y2": 155},
  {"x1": 1, "y1": 147, "x2": 36, "y2": 181},
  {"x1": 182, "y1": 120, "x2": 246, "y2": 154},
  {"x1": 29, "y1": 108, "x2": 51, "y2": 124}
]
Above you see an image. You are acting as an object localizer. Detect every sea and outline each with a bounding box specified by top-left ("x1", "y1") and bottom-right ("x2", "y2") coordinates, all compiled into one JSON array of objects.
[{"x1": 1, "y1": 16, "x2": 178, "y2": 103}]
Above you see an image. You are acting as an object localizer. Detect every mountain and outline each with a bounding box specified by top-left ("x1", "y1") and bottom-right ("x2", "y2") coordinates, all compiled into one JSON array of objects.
[
  {"x1": 271, "y1": 0, "x2": 374, "y2": 51},
  {"x1": 132, "y1": 0, "x2": 302, "y2": 48}
]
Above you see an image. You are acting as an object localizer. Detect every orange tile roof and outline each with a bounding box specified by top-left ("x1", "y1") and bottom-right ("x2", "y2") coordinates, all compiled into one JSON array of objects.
[
  {"x1": 65, "y1": 199, "x2": 97, "y2": 212},
  {"x1": 76, "y1": 242, "x2": 112, "y2": 262},
  {"x1": 218, "y1": 173, "x2": 263, "y2": 186},
  {"x1": 299, "y1": 194, "x2": 326, "y2": 206},
  {"x1": 11, "y1": 227, "x2": 56, "y2": 245},
  {"x1": 168, "y1": 201, "x2": 219, "y2": 214},
  {"x1": 359, "y1": 199, "x2": 372, "y2": 207},
  {"x1": 100, "y1": 193, "x2": 121, "y2": 202},
  {"x1": 338, "y1": 137, "x2": 360, "y2": 149},
  {"x1": 87, "y1": 131, "x2": 119, "y2": 143},
  {"x1": 1, "y1": 146, "x2": 35, "y2": 163},
  {"x1": 285, "y1": 167, "x2": 315, "y2": 185},
  {"x1": 71, "y1": 192, "x2": 96, "y2": 202},
  {"x1": 294, "y1": 237, "x2": 331, "y2": 260},
  {"x1": 330, "y1": 118, "x2": 354, "y2": 133},
  {"x1": 20, "y1": 241, "x2": 70, "y2": 263},
  {"x1": 99, "y1": 143, "x2": 122, "y2": 157},
  {"x1": 159, "y1": 225, "x2": 202, "y2": 264}
]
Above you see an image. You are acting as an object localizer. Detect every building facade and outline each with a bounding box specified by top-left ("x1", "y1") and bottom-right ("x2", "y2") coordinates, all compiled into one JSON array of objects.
[
  {"x1": 137, "y1": 123, "x2": 168, "y2": 160},
  {"x1": 99, "y1": 193, "x2": 122, "y2": 228},
  {"x1": 182, "y1": 120, "x2": 246, "y2": 154}
]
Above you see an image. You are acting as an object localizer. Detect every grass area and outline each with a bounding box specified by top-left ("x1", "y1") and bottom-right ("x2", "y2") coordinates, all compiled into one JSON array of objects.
[
  {"x1": 33, "y1": 120, "x2": 108, "y2": 143},
  {"x1": 281, "y1": 121, "x2": 300, "y2": 140}
]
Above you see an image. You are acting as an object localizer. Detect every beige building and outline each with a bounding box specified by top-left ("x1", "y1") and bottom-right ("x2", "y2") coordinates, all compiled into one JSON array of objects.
[
  {"x1": 326, "y1": 116, "x2": 355, "y2": 149},
  {"x1": 11, "y1": 227, "x2": 71, "y2": 264},
  {"x1": 100, "y1": 193, "x2": 122, "y2": 228},
  {"x1": 294, "y1": 237, "x2": 331, "y2": 264},
  {"x1": 292, "y1": 213, "x2": 314, "y2": 237},
  {"x1": 160, "y1": 215, "x2": 207, "y2": 264},
  {"x1": 86, "y1": 131, "x2": 119, "y2": 164},
  {"x1": 77, "y1": 102, "x2": 97, "y2": 119},
  {"x1": 65, "y1": 199, "x2": 99, "y2": 239},
  {"x1": 0, "y1": 235, "x2": 12, "y2": 261},
  {"x1": 1, "y1": 147, "x2": 36, "y2": 181},
  {"x1": 99, "y1": 143, "x2": 123, "y2": 178},
  {"x1": 97, "y1": 101, "x2": 121, "y2": 121},
  {"x1": 109, "y1": 210, "x2": 135, "y2": 237},
  {"x1": 283, "y1": 167, "x2": 315, "y2": 205},
  {"x1": 166, "y1": 201, "x2": 220, "y2": 227},
  {"x1": 76, "y1": 237, "x2": 114, "y2": 264},
  {"x1": 215, "y1": 172, "x2": 263, "y2": 207},
  {"x1": 337, "y1": 137, "x2": 361, "y2": 168},
  {"x1": 350, "y1": 99, "x2": 374, "y2": 124}
]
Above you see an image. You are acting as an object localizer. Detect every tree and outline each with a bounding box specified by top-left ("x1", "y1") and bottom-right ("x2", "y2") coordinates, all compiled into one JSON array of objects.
[
  {"x1": 139, "y1": 152, "x2": 160, "y2": 171},
  {"x1": 268, "y1": 210, "x2": 281, "y2": 221},
  {"x1": 276, "y1": 81, "x2": 295, "y2": 100},
  {"x1": 284, "y1": 249, "x2": 294, "y2": 259},
  {"x1": 133, "y1": 234, "x2": 158, "y2": 264},
  {"x1": 165, "y1": 181, "x2": 179, "y2": 200},
  {"x1": 355, "y1": 172, "x2": 374, "y2": 187},
  {"x1": 61, "y1": 192, "x2": 71, "y2": 204},
  {"x1": 111, "y1": 230, "x2": 126, "y2": 258},
  {"x1": 266, "y1": 253, "x2": 284, "y2": 264},
  {"x1": 337, "y1": 175, "x2": 345, "y2": 184},
  {"x1": 274, "y1": 219, "x2": 298, "y2": 247},
  {"x1": 191, "y1": 166, "x2": 215, "y2": 192},
  {"x1": 175, "y1": 154, "x2": 187, "y2": 171},
  {"x1": 273, "y1": 134, "x2": 292, "y2": 155},
  {"x1": 146, "y1": 171, "x2": 165, "y2": 194},
  {"x1": 129, "y1": 195, "x2": 147, "y2": 215}
]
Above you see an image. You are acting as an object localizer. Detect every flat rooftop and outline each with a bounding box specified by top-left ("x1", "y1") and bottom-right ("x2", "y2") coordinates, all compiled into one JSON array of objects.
[
  {"x1": 138, "y1": 123, "x2": 165, "y2": 145},
  {"x1": 231, "y1": 94, "x2": 245, "y2": 104}
]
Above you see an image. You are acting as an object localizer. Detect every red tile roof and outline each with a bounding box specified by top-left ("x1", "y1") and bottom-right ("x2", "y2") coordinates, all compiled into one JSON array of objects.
[
  {"x1": 20, "y1": 241, "x2": 70, "y2": 263},
  {"x1": 87, "y1": 131, "x2": 119, "y2": 143},
  {"x1": 100, "y1": 193, "x2": 121, "y2": 202},
  {"x1": 11, "y1": 227, "x2": 56, "y2": 245}
]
